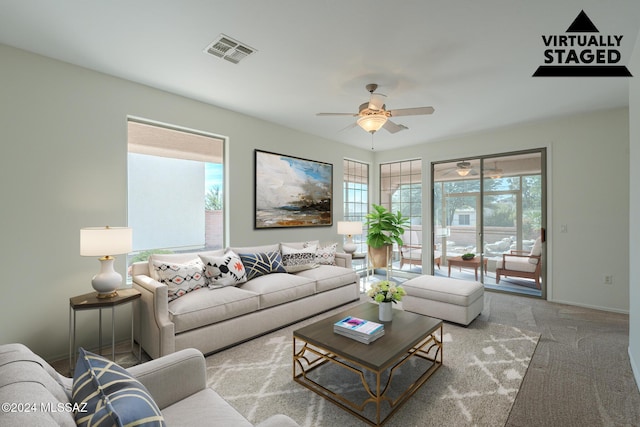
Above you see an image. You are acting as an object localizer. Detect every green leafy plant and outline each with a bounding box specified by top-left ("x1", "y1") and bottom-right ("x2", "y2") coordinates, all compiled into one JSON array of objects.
[
  {"x1": 366, "y1": 280, "x2": 406, "y2": 304},
  {"x1": 364, "y1": 204, "x2": 410, "y2": 248},
  {"x1": 205, "y1": 185, "x2": 223, "y2": 211},
  {"x1": 462, "y1": 253, "x2": 475, "y2": 260}
]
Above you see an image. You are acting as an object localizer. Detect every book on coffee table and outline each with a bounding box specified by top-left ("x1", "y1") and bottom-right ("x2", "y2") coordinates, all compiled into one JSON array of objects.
[{"x1": 333, "y1": 316, "x2": 384, "y2": 344}]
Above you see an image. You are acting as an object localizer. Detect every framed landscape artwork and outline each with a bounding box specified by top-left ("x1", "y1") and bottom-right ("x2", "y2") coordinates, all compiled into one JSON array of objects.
[{"x1": 254, "y1": 150, "x2": 332, "y2": 228}]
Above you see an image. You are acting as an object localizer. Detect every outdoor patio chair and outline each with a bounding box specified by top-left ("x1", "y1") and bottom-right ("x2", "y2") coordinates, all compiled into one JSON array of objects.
[
  {"x1": 495, "y1": 237, "x2": 542, "y2": 289},
  {"x1": 399, "y1": 230, "x2": 422, "y2": 269}
]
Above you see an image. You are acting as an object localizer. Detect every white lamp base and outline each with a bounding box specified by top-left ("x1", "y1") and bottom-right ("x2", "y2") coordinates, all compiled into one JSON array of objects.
[
  {"x1": 343, "y1": 235, "x2": 357, "y2": 254},
  {"x1": 92, "y1": 256, "x2": 122, "y2": 298}
]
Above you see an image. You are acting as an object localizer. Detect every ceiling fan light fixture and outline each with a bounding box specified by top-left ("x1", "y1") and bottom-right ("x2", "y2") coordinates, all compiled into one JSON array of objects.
[
  {"x1": 489, "y1": 169, "x2": 503, "y2": 179},
  {"x1": 456, "y1": 161, "x2": 472, "y2": 176},
  {"x1": 357, "y1": 114, "x2": 387, "y2": 133}
]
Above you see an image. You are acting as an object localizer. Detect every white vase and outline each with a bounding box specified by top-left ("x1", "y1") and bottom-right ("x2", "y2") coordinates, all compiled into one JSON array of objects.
[{"x1": 379, "y1": 301, "x2": 393, "y2": 322}]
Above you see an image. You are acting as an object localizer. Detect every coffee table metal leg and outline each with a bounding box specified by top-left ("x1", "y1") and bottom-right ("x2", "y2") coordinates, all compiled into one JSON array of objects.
[{"x1": 293, "y1": 330, "x2": 442, "y2": 426}]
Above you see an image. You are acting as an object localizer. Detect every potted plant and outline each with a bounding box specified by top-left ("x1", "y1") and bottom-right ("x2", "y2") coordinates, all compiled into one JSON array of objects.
[
  {"x1": 367, "y1": 280, "x2": 406, "y2": 321},
  {"x1": 365, "y1": 204, "x2": 409, "y2": 268}
]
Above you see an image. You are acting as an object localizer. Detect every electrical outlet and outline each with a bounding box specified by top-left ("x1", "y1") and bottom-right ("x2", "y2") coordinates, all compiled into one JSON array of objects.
[{"x1": 603, "y1": 275, "x2": 614, "y2": 285}]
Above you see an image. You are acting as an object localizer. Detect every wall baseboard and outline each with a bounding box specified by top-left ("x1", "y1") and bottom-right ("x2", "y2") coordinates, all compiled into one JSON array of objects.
[
  {"x1": 548, "y1": 298, "x2": 629, "y2": 315},
  {"x1": 629, "y1": 346, "x2": 640, "y2": 393}
]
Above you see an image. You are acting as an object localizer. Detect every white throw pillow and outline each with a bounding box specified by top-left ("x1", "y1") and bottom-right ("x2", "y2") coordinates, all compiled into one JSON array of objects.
[
  {"x1": 199, "y1": 250, "x2": 248, "y2": 288},
  {"x1": 529, "y1": 237, "x2": 542, "y2": 264},
  {"x1": 151, "y1": 259, "x2": 206, "y2": 302},
  {"x1": 281, "y1": 244, "x2": 318, "y2": 272},
  {"x1": 313, "y1": 242, "x2": 337, "y2": 265}
]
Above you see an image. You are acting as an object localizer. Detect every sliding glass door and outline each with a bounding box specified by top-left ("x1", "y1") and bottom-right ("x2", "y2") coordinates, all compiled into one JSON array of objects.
[{"x1": 432, "y1": 150, "x2": 545, "y2": 297}]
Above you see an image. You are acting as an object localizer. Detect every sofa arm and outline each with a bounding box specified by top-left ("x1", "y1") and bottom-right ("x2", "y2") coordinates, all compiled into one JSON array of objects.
[
  {"x1": 127, "y1": 348, "x2": 206, "y2": 410},
  {"x1": 255, "y1": 414, "x2": 301, "y2": 427},
  {"x1": 132, "y1": 275, "x2": 176, "y2": 359},
  {"x1": 334, "y1": 252, "x2": 352, "y2": 269}
]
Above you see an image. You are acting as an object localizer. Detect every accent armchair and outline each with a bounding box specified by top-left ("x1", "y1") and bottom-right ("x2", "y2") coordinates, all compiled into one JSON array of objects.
[
  {"x1": 495, "y1": 237, "x2": 542, "y2": 289},
  {"x1": 399, "y1": 230, "x2": 441, "y2": 270}
]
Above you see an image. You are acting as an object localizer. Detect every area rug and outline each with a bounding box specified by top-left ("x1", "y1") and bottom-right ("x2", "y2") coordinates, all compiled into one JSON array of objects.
[{"x1": 206, "y1": 310, "x2": 540, "y2": 427}]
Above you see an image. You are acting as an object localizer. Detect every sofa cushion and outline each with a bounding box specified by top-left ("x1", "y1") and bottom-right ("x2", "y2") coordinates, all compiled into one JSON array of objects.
[
  {"x1": 239, "y1": 251, "x2": 287, "y2": 280},
  {"x1": 294, "y1": 265, "x2": 358, "y2": 293},
  {"x1": 72, "y1": 348, "x2": 165, "y2": 427},
  {"x1": 496, "y1": 256, "x2": 539, "y2": 272},
  {"x1": 161, "y1": 388, "x2": 252, "y2": 427},
  {"x1": 199, "y1": 250, "x2": 247, "y2": 288},
  {"x1": 168, "y1": 287, "x2": 260, "y2": 333},
  {"x1": 148, "y1": 250, "x2": 224, "y2": 281},
  {"x1": 529, "y1": 237, "x2": 542, "y2": 261},
  {"x1": 239, "y1": 273, "x2": 315, "y2": 309},
  {"x1": 152, "y1": 259, "x2": 206, "y2": 302},
  {"x1": 0, "y1": 345, "x2": 75, "y2": 426}
]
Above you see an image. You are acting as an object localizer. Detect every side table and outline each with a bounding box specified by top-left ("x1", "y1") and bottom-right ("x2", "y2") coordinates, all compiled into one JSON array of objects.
[
  {"x1": 69, "y1": 288, "x2": 141, "y2": 374},
  {"x1": 350, "y1": 252, "x2": 369, "y2": 291}
]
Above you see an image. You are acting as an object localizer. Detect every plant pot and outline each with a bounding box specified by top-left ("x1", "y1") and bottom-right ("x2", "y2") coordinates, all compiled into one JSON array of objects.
[
  {"x1": 378, "y1": 302, "x2": 393, "y2": 322},
  {"x1": 368, "y1": 245, "x2": 391, "y2": 269}
]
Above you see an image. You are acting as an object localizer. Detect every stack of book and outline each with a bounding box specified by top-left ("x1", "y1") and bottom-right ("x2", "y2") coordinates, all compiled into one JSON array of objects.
[{"x1": 333, "y1": 316, "x2": 385, "y2": 344}]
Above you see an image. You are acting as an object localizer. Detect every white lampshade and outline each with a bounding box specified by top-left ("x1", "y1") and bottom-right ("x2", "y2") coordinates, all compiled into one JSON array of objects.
[
  {"x1": 357, "y1": 114, "x2": 387, "y2": 133},
  {"x1": 80, "y1": 226, "x2": 133, "y2": 256},
  {"x1": 80, "y1": 226, "x2": 132, "y2": 298},
  {"x1": 337, "y1": 221, "x2": 362, "y2": 255},
  {"x1": 337, "y1": 221, "x2": 363, "y2": 236}
]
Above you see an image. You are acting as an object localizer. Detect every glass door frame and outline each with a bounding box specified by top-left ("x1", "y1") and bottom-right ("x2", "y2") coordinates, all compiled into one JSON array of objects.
[{"x1": 431, "y1": 149, "x2": 546, "y2": 298}]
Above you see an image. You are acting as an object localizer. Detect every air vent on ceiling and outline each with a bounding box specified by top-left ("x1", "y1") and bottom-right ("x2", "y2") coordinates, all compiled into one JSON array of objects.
[{"x1": 204, "y1": 34, "x2": 256, "y2": 64}]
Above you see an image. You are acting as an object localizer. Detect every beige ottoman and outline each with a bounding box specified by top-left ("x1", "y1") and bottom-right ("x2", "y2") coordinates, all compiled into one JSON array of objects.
[{"x1": 402, "y1": 275, "x2": 484, "y2": 325}]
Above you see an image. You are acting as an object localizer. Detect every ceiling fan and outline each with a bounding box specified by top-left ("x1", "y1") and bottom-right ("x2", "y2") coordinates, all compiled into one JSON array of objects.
[
  {"x1": 316, "y1": 83, "x2": 435, "y2": 134},
  {"x1": 440, "y1": 161, "x2": 503, "y2": 178},
  {"x1": 440, "y1": 161, "x2": 479, "y2": 177}
]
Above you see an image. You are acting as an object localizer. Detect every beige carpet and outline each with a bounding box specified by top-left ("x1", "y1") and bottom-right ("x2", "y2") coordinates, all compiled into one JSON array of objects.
[{"x1": 206, "y1": 305, "x2": 540, "y2": 427}]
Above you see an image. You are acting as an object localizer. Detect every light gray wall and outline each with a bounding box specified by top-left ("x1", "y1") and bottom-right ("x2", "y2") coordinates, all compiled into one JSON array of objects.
[
  {"x1": 628, "y1": 31, "x2": 640, "y2": 391},
  {"x1": 0, "y1": 43, "x2": 372, "y2": 360},
  {"x1": 374, "y1": 107, "x2": 630, "y2": 313}
]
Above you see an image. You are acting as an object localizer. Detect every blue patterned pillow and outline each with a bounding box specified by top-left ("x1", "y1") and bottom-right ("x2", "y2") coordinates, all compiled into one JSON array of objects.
[
  {"x1": 72, "y1": 348, "x2": 165, "y2": 427},
  {"x1": 239, "y1": 251, "x2": 287, "y2": 280}
]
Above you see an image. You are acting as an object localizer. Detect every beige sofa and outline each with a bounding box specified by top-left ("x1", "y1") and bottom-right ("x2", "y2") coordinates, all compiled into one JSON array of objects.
[
  {"x1": 0, "y1": 343, "x2": 299, "y2": 426},
  {"x1": 132, "y1": 242, "x2": 360, "y2": 359}
]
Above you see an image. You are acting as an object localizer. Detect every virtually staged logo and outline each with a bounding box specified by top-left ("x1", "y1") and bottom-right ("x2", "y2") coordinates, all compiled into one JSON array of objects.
[{"x1": 533, "y1": 10, "x2": 632, "y2": 77}]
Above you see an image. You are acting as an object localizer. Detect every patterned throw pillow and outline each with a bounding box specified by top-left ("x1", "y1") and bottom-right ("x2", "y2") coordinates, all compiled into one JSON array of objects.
[
  {"x1": 152, "y1": 259, "x2": 206, "y2": 302},
  {"x1": 281, "y1": 244, "x2": 318, "y2": 273},
  {"x1": 314, "y1": 242, "x2": 338, "y2": 265},
  {"x1": 72, "y1": 348, "x2": 165, "y2": 427},
  {"x1": 239, "y1": 251, "x2": 287, "y2": 280},
  {"x1": 199, "y1": 250, "x2": 247, "y2": 288}
]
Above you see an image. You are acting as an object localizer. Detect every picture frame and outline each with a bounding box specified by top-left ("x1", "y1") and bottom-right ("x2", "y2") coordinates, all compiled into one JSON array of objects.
[{"x1": 254, "y1": 150, "x2": 333, "y2": 229}]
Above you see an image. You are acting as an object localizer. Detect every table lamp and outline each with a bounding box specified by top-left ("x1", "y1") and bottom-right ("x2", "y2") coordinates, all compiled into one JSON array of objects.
[
  {"x1": 80, "y1": 226, "x2": 133, "y2": 298},
  {"x1": 337, "y1": 221, "x2": 363, "y2": 254}
]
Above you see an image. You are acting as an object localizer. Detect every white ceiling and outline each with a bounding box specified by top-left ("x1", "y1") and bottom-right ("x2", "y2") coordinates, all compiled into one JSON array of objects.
[{"x1": 1, "y1": 0, "x2": 639, "y2": 151}]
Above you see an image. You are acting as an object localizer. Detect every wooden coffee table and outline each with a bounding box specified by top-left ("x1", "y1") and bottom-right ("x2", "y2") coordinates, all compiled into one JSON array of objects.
[
  {"x1": 293, "y1": 303, "x2": 442, "y2": 426},
  {"x1": 447, "y1": 256, "x2": 488, "y2": 281}
]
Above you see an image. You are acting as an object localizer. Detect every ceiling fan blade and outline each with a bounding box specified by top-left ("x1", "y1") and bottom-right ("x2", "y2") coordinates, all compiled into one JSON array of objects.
[
  {"x1": 382, "y1": 120, "x2": 408, "y2": 134},
  {"x1": 368, "y1": 93, "x2": 387, "y2": 111},
  {"x1": 316, "y1": 112, "x2": 358, "y2": 116},
  {"x1": 388, "y1": 106, "x2": 435, "y2": 117},
  {"x1": 338, "y1": 122, "x2": 359, "y2": 132}
]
